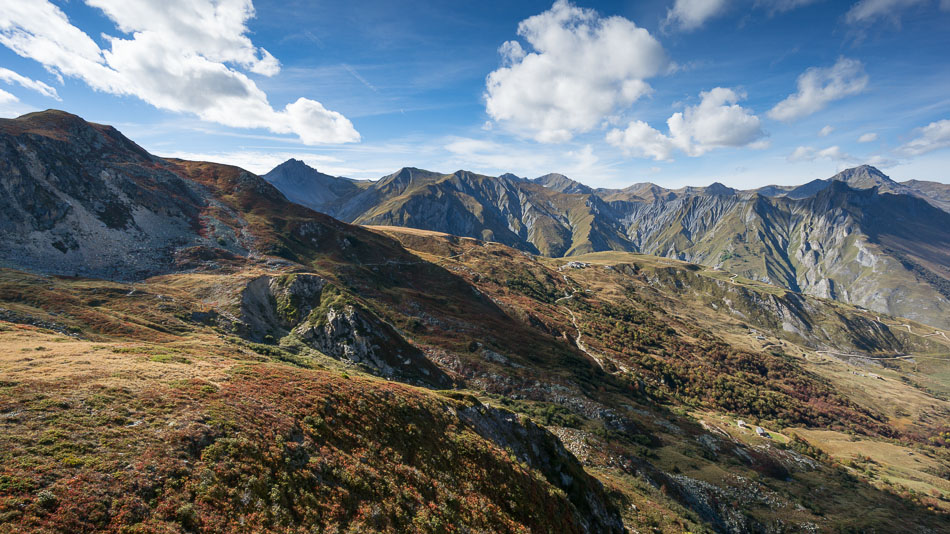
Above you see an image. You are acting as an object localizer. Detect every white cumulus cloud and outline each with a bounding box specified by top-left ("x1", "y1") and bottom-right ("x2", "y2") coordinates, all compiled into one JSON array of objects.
[
  {"x1": 818, "y1": 125, "x2": 834, "y2": 137},
  {"x1": 0, "y1": 0, "x2": 359, "y2": 144},
  {"x1": 767, "y1": 57, "x2": 868, "y2": 122},
  {"x1": 605, "y1": 120, "x2": 677, "y2": 160},
  {"x1": 607, "y1": 87, "x2": 765, "y2": 160},
  {"x1": 668, "y1": 88, "x2": 764, "y2": 155},
  {"x1": 87, "y1": 0, "x2": 280, "y2": 76},
  {"x1": 664, "y1": 0, "x2": 730, "y2": 31},
  {"x1": 897, "y1": 119, "x2": 950, "y2": 156},
  {"x1": 858, "y1": 132, "x2": 878, "y2": 142},
  {"x1": 485, "y1": 0, "x2": 668, "y2": 143}
]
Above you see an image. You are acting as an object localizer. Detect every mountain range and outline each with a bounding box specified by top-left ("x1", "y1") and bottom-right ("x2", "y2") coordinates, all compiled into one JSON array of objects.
[
  {"x1": 264, "y1": 160, "x2": 950, "y2": 329},
  {"x1": 2, "y1": 110, "x2": 950, "y2": 533}
]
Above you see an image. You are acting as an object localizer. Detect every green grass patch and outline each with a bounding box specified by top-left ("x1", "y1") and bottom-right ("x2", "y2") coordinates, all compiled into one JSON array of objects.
[{"x1": 149, "y1": 353, "x2": 192, "y2": 364}]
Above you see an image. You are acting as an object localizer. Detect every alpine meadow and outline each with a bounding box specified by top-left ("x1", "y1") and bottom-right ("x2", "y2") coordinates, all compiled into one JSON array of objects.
[{"x1": 1, "y1": 1, "x2": 949, "y2": 533}]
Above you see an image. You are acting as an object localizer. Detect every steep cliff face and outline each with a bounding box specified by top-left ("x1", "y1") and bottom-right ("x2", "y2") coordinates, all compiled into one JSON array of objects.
[
  {"x1": 457, "y1": 402, "x2": 624, "y2": 534},
  {"x1": 330, "y1": 168, "x2": 633, "y2": 257},
  {"x1": 611, "y1": 182, "x2": 950, "y2": 328},
  {"x1": 294, "y1": 300, "x2": 451, "y2": 387}
]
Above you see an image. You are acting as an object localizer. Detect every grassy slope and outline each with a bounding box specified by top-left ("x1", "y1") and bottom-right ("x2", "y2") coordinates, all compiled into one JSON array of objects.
[
  {"x1": 370, "y1": 226, "x2": 950, "y2": 529},
  {"x1": 0, "y1": 272, "x2": 615, "y2": 534},
  {"x1": 2, "y1": 216, "x2": 950, "y2": 531}
]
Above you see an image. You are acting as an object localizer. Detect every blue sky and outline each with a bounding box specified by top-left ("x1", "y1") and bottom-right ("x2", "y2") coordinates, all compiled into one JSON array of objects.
[{"x1": 1, "y1": 0, "x2": 948, "y2": 188}]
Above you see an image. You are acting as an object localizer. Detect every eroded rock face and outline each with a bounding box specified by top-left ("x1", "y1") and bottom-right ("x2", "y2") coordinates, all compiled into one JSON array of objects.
[
  {"x1": 238, "y1": 274, "x2": 328, "y2": 339},
  {"x1": 297, "y1": 304, "x2": 395, "y2": 373},
  {"x1": 235, "y1": 273, "x2": 451, "y2": 388},
  {"x1": 642, "y1": 266, "x2": 939, "y2": 355},
  {"x1": 295, "y1": 302, "x2": 451, "y2": 388},
  {"x1": 614, "y1": 184, "x2": 950, "y2": 328},
  {"x1": 458, "y1": 403, "x2": 625, "y2": 534}
]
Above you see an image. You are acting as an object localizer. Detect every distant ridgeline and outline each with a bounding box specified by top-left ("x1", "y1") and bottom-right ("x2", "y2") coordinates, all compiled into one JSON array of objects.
[{"x1": 264, "y1": 159, "x2": 950, "y2": 330}]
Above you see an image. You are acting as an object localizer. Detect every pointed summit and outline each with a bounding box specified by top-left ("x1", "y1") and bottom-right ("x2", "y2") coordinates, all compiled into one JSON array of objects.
[
  {"x1": 271, "y1": 158, "x2": 312, "y2": 172},
  {"x1": 704, "y1": 182, "x2": 737, "y2": 196},
  {"x1": 532, "y1": 173, "x2": 593, "y2": 195},
  {"x1": 379, "y1": 167, "x2": 436, "y2": 189},
  {"x1": 263, "y1": 158, "x2": 362, "y2": 213},
  {"x1": 830, "y1": 165, "x2": 895, "y2": 190}
]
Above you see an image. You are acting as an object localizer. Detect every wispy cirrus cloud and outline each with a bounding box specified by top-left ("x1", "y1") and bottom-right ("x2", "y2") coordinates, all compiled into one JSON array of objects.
[
  {"x1": 663, "y1": 0, "x2": 730, "y2": 31},
  {"x1": 756, "y1": 0, "x2": 823, "y2": 15},
  {"x1": 897, "y1": 119, "x2": 950, "y2": 156},
  {"x1": 0, "y1": 68, "x2": 59, "y2": 100},
  {"x1": 443, "y1": 136, "x2": 610, "y2": 180},
  {"x1": 845, "y1": 0, "x2": 930, "y2": 24},
  {"x1": 787, "y1": 144, "x2": 855, "y2": 162}
]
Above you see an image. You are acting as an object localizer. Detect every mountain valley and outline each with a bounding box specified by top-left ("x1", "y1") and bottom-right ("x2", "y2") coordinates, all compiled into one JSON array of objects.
[{"x1": 1, "y1": 110, "x2": 949, "y2": 533}]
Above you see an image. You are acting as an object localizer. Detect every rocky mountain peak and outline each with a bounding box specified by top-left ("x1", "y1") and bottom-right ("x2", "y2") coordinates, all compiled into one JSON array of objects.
[
  {"x1": 387, "y1": 167, "x2": 422, "y2": 184},
  {"x1": 266, "y1": 158, "x2": 324, "y2": 181},
  {"x1": 262, "y1": 157, "x2": 364, "y2": 215},
  {"x1": 265, "y1": 158, "x2": 351, "y2": 185},
  {"x1": 272, "y1": 158, "x2": 311, "y2": 171},
  {"x1": 7, "y1": 109, "x2": 90, "y2": 134},
  {"x1": 532, "y1": 172, "x2": 593, "y2": 195},
  {"x1": 370, "y1": 167, "x2": 445, "y2": 198},
  {"x1": 704, "y1": 182, "x2": 737, "y2": 196},
  {"x1": 452, "y1": 169, "x2": 480, "y2": 181},
  {"x1": 830, "y1": 165, "x2": 895, "y2": 189},
  {"x1": 3, "y1": 109, "x2": 153, "y2": 161}
]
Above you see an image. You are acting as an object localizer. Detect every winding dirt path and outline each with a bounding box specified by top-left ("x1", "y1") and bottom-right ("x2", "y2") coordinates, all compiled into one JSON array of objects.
[
  {"x1": 867, "y1": 316, "x2": 950, "y2": 346},
  {"x1": 922, "y1": 331, "x2": 949, "y2": 340},
  {"x1": 814, "y1": 349, "x2": 948, "y2": 362},
  {"x1": 815, "y1": 349, "x2": 911, "y2": 361},
  {"x1": 556, "y1": 272, "x2": 607, "y2": 371}
]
